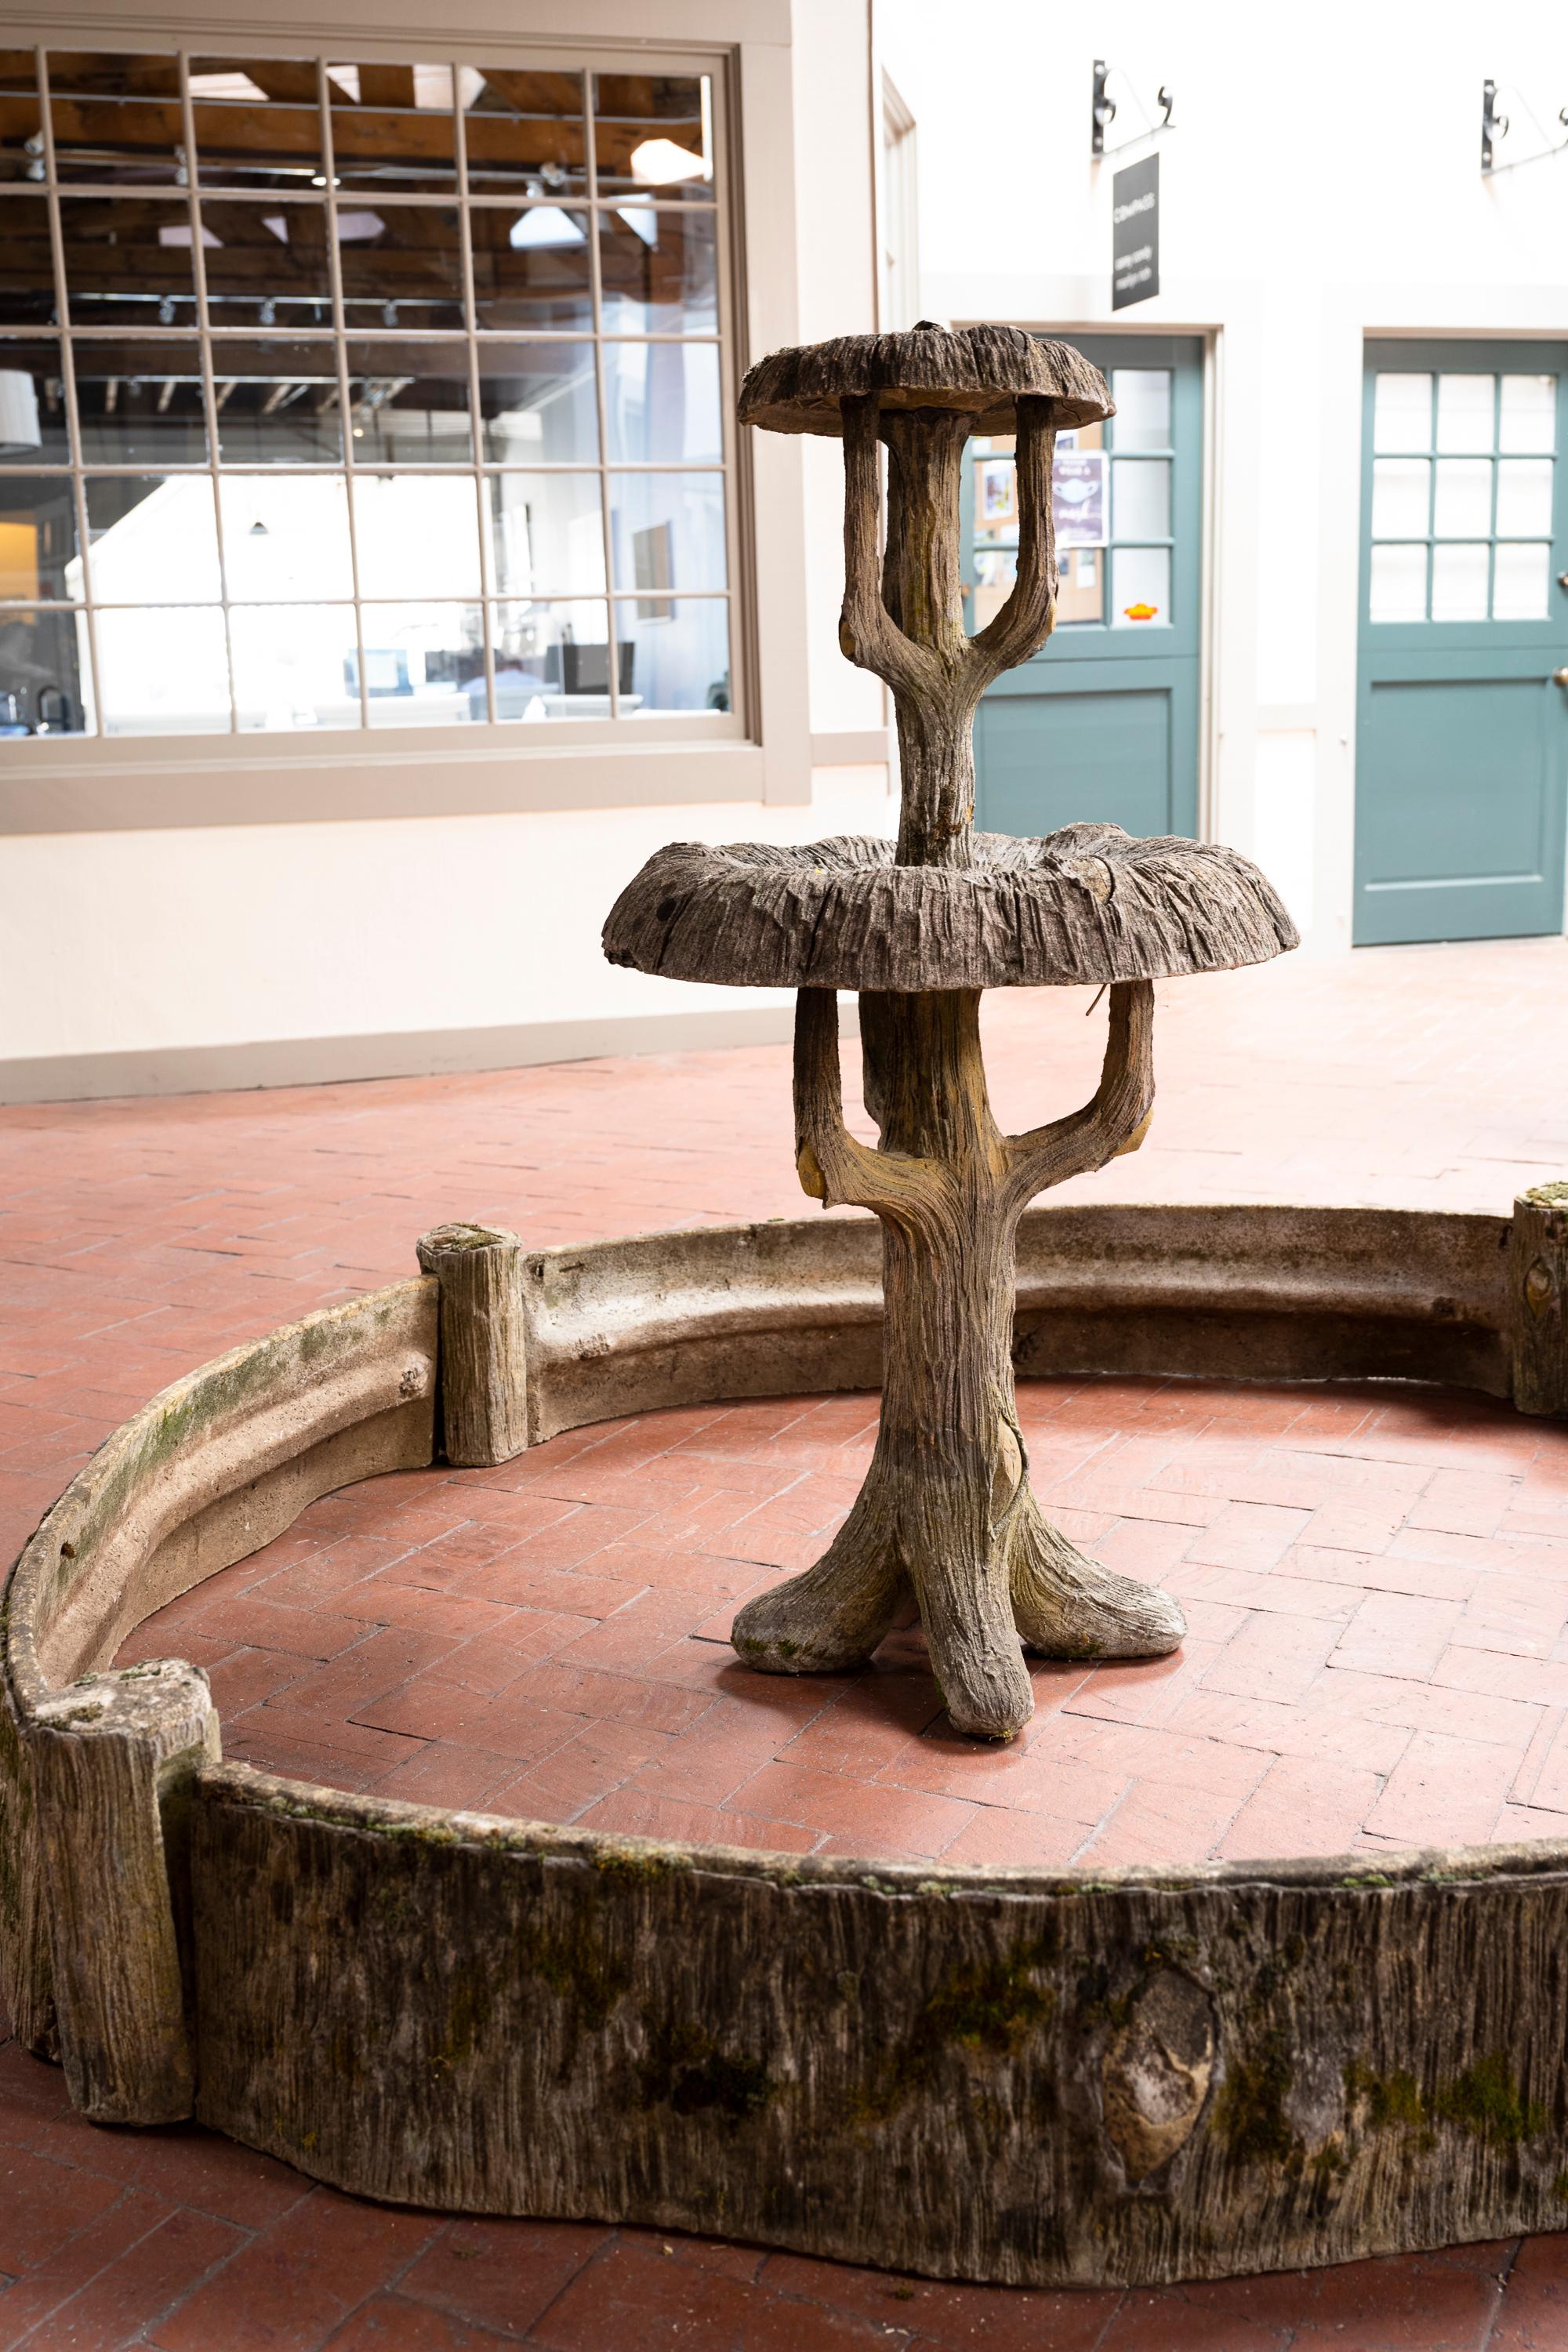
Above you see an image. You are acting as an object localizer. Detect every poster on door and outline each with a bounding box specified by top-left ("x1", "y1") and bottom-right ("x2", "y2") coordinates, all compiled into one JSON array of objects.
[{"x1": 1053, "y1": 448, "x2": 1107, "y2": 548}]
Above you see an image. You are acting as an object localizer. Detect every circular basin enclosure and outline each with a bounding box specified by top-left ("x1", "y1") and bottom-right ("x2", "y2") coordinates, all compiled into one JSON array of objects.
[{"x1": 603, "y1": 824, "x2": 1301, "y2": 993}]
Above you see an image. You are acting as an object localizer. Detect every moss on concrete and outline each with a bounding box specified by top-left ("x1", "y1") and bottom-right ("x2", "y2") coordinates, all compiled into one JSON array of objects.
[{"x1": 853, "y1": 1939, "x2": 1057, "y2": 2122}]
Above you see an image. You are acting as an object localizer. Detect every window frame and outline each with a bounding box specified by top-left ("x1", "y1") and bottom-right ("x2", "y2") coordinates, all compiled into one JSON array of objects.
[
  {"x1": 5, "y1": 39, "x2": 742, "y2": 742},
  {"x1": 0, "y1": 6, "x2": 813, "y2": 825}
]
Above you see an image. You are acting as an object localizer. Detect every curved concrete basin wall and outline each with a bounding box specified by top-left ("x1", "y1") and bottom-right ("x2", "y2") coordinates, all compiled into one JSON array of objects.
[
  {"x1": 2, "y1": 1194, "x2": 1565, "y2": 2287},
  {"x1": 521, "y1": 1201, "x2": 1517, "y2": 1443}
]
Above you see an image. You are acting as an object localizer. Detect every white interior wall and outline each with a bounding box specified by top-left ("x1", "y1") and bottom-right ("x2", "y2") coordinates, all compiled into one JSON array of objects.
[
  {"x1": 0, "y1": 0, "x2": 891, "y2": 1094},
  {"x1": 793, "y1": 0, "x2": 888, "y2": 743},
  {"x1": 0, "y1": 767, "x2": 892, "y2": 1064},
  {"x1": 878, "y1": 0, "x2": 1568, "y2": 953}
]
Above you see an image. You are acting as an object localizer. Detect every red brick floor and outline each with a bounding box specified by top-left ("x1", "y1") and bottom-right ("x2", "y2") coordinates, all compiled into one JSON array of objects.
[{"x1": 3, "y1": 933, "x2": 1568, "y2": 2347}]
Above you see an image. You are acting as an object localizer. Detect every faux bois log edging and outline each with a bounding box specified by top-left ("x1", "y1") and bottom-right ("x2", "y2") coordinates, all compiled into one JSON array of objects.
[{"x1": 0, "y1": 1192, "x2": 1563, "y2": 2285}]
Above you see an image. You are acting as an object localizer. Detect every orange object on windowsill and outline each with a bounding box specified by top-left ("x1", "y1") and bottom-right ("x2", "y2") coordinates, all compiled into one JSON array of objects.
[{"x1": 1123, "y1": 601, "x2": 1159, "y2": 621}]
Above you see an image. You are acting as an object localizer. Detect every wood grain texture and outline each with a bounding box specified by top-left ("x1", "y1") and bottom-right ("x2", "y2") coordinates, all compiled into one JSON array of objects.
[
  {"x1": 417, "y1": 1224, "x2": 528, "y2": 1467},
  {"x1": 514, "y1": 1203, "x2": 1514, "y2": 1443},
  {"x1": 603, "y1": 826, "x2": 1300, "y2": 993},
  {"x1": 739, "y1": 321, "x2": 1112, "y2": 436},
  {"x1": 734, "y1": 985, "x2": 1183, "y2": 1736},
  {"x1": 0, "y1": 1278, "x2": 436, "y2": 2061},
  {"x1": 190, "y1": 1762, "x2": 1568, "y2": 2289},
  {"x1": 613, "y1": 324, "x2": 1293, "y2": 1726},
  {"x1": 29, "y1": 1660, "x2": 216, "y2": 2123},
  {"x1": 1511, "y1": 1184, "x2": 1568, "y2": 1417}
]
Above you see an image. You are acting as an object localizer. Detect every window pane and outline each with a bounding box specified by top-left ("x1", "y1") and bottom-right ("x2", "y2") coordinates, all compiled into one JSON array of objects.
[
  {"x1": 1496, "y1": 459, "x2": 1553, "y2": 539},
  {"x1": 95, "y1": 605, "x2": 230, "y2": 733},
  {"x1": 1499, "y1": 375, "x2": 1556, "y2": 456},
  {"x1": 0, "y1": 608, "x2": 90, "y2": 734},
  {"x1": 1056, "y1": 543, "x2": 1104, "y2": 626},
  {"x1": 328, "y1": 64, "x2": 458, "y2": 194},
  {"x1": 1370, "y1": 457, "x2": 1429, "y2": 539},
  {"x1": 361, "y1": 601, "x2": 485, "y2": 724},
  {"x1": 470, "y1": 201, "x2": 592, "y2": 331},
  {"x1": 216, "y1": 474, "x2": 353, "y2": 598},
  {"x1": 0, "y1": 476, "x2": 80, "y2": 600},
  {"x1": 608, "y1": 471, "x2": 724, "y2": 594},
  {"x1": 492, "y1": 597, "x2": 612, "y2": 717},
  {"x1": 1430, "y1": 541, "x2": 1489, "y2": 621},
  {"x1": 1109, "y1": 368, "x2": 1170, "y2": 452},
  {"x1": 1373, "y1": 373, "x2": 1432, "y2": 454},
  {"x1": 603, "y1": 341, "x2": 721, "y2": 463},
  {"x1": 0, "y1": 342, "x2": 71, "y2": 463},
  {"x1": 200, "y1": 200, "x2": 333, "y2": 327},
  {"x1": 1432, "y1": 457, "x2": 1491, "y2": 539},
  {"x1": 59, "y1": 193, "x2": 198, "y2": 327},
  {"x1": 353, "y1": 473, "x2": 480, "y2": 597},
  {"x1": 485, "y1": 472, "x2": 604, "y2": 596},
  {"x1": 336, "y1": 203, "x2": 465, "y2": 330},
  {"x1": 231, "y1": 601, "x2": 359, "y2": 729},
  {"x1": 597, "y1": 206, "x2": 717, "y2": 333},
  {"x1": 0, "y1": 50, "x2": 43, "y2": 183},
  {"x1": 463, "y1": 68, "x2": 586, "y2": 191},
  {"x1": 212, "y1": 342, "x2": 343, "y2": 464},
  {"x1": 346, "y1": 340, "x2": 473, "y2": 463},
  {"x1": 476, "y1": 343, "x2": 597, "y2": 462},
  {"x1": 85, "y1": 474, "x2": 221, "y2": 601},
  {"x1": 1436, "y1": 374, "x2": 1494, "y2": 454},
  {"x1": 188, "y1": 57, "x2": 323, "y2": 191},
  {"x1": 593, "y1": 74, "x2": 712, "y2": 199},
  {"x1": 72, "y1": 343, "x2": 208, "y2": 463},
  {"x1": 0, "y1": 193, "x2": 58, "y2": 326},
  {"x1": 1493, "y1": 541, "x2": 1549, "y2": 621},
  {"x1": 49, "y1": 52, "x2": 183, "y2": 186},
  {"x1": 617, "y1": 595, "x2": 728, "y2": 712},
  {"x1": 973, "y1": 455, "x2": 1016, "y2": 544},
  {"x1": 1369, "y1": 542, "x2": 1426, "y2": 622},
  {"x1": 1111, "y1": 456, "x2": 1169, "y2": 541},
  {"x1": 1111, "y1": 545, "x2": 1169, "y2": 625}
]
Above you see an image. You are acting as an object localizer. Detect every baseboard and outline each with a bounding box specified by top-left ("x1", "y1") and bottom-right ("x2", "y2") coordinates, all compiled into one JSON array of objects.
[{"x1": 0, "y1": 1001, "x2": 855, "y2": 1106}]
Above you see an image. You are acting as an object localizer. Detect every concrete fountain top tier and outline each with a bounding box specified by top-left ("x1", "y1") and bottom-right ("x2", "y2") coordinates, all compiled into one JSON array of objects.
[
  {"x1": 603, "y1": 325, "x2": 1297, "y2": 1740},
  {"x1": 603, "y1": 822, "x2": 1297, "y2": 993}
]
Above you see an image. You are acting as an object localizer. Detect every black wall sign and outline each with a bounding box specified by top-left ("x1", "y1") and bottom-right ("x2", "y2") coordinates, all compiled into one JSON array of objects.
[{"x1": 1111, "y1": 152, "x2": 1160, "y2": 310}]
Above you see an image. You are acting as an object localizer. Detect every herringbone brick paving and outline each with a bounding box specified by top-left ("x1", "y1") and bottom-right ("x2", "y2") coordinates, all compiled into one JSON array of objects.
[{"x1": 2, "y1": 935, "x2": 1568, "y2": 2347}]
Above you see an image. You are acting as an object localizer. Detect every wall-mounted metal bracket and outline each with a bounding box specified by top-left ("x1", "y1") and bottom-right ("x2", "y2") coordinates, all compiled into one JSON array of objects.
[
  {"x1": 1482, "y1": 76, "x2": 1568, "y2": 175},
  {"x1": 1091, "y1": 61, "x2": 1174, "y2": 162}
]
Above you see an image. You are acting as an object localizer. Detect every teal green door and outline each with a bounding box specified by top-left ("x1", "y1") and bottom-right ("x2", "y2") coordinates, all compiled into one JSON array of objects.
[
  {"x1": 963, "y1": 334, "x2": 1203, "y2": 838},
  {"x1": 1356, "y1": 342, "x2": 1568, "y2": 943}
]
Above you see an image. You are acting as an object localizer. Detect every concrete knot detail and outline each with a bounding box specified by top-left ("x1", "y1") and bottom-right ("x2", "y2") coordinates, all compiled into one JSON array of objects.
[
  {"x1": 1102, "y1": 1968, "x2": 1217, "y2": 2184},
  {"x1": 1525, "y1": 1258, "x2": 1555, "y2": 1317}
]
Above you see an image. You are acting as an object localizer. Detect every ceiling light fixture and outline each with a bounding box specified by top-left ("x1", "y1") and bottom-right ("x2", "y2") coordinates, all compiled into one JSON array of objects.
[
  {"x1": 509, "y1": 206, "x2": 585, "y2": 249},
  {"x1": 627, "y1": 136, "x2": 709, "y2": 185}
]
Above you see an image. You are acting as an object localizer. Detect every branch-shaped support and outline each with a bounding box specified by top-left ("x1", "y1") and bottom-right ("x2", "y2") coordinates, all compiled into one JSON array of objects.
[
  {"x1": 734, "y1": 985, "x2": 1185, "y2": 1738},
  {"x1": 1005, "y1": 980, "x2": 1155, "y2": 1210},
  {"x1": 837, "y1": 394, "x2": 1060, "y2": 867}
]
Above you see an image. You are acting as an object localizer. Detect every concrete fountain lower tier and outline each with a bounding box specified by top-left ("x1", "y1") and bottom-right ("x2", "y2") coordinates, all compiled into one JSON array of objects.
[{"x1": 3, "y1": 1191, "x2": 1568, "y2": 2290}]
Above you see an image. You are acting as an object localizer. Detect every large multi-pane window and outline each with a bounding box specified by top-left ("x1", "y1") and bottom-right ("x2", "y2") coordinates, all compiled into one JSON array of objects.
[{"x1": 0, "y1": 48, "x2": 736, "y2": 738}]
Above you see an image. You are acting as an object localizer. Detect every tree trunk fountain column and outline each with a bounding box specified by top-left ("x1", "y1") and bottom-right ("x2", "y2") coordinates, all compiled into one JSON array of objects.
[{"x1": 605, "y1": 325, "x2": 1298, "y2": 1738}]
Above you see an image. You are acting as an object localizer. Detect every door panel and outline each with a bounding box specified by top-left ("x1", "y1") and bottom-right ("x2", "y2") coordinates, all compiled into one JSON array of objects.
[
  {"x1": 964, "y1": 334, "x2": 1203, "y2": 841},
  {"x1": 1356, "y1": 340, "x2": 1568, "y2": 944},
  {"x1": 976, "y1": 662, "x2": 1191, "y2": 839},
  {"x1": 1358, "y1": 670, "x2": 1563, "y2": 941}
]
